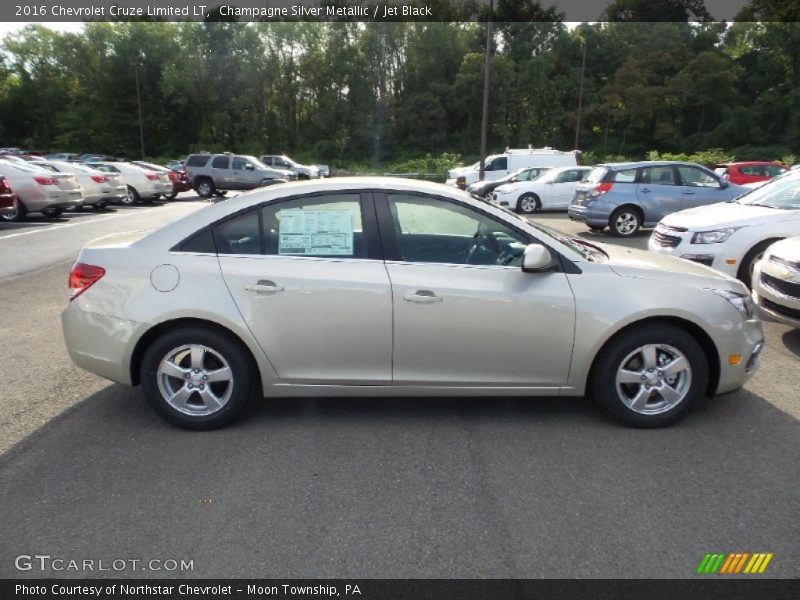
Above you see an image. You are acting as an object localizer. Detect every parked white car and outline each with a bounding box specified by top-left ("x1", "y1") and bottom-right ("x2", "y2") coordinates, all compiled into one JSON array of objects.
[
  {"x1": 446, "y1": 147, "x2": 580, "y2": 188},
  {"x1": 492, "y1": 166, "x2": 592, "y2": 214},
  {"x1": 752, "y1": 237, "x2": 800, "y2": 328},
  {"x1": 91, "y1": 162, "x2": 172, "y2": 205},
  {"x1": 32, "y1": 160, "x2": 127, "y2": 210},
  {"x1": 0, "y1": 159, "x2": 83, "y2": 221},
  {"x1": 62, "y1": 178, "x2": 763, "y2": 430},
  {"x1": 649, "y1": 169, "x2": 800, "y2": 287}
]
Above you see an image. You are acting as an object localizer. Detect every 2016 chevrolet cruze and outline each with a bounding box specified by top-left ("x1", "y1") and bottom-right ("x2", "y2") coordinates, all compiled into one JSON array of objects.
[{"x1": 62, "y1": 178, "x2": 764, "y2": 429}]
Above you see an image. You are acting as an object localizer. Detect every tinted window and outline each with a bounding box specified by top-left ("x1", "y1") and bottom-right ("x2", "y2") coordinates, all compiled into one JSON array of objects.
[
  {"x1": 555, "y1": 169, "x2": 586, "y2": 183},
  {"x1": 211, "y1": 156, "x2": 230, "y2": 169},
  {"x1": 215, "y1": 210, "x2": 261, "y2": 255},
  {"x1": 178, "y1": 228, "x2": 216, "y2": 253},
  {"x1": 488, "y1": 157, "x2": 508, "y2": 171},
  {"x1": 677, "y1": 166, "x2": 719, "y2": 188},
  {"x1": 232, "y1": 157, "x2": 248, "y2": 170},
  {"x1": 262, "y1": 194, "x2": 365, "y2": 258},
  {"x1": 185, "y1": 155, "x2": 209, "y2": 168},
  {"x1": 641, "y1": 166, "x2": 676, "y2": 185},
  {"x1": 611, "y1": 168, "x2": 637, "y2": 183},
  {"x1": 388, "y1": 194, "x2": 528, "y2": 266}
]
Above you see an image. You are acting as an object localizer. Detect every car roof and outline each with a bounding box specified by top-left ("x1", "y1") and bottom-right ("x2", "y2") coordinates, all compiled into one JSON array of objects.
[
  {"x1": 717, "y1": 161, "x2": 784, "y2": 167},
  {"x1": 596, "y1": 160, "x2": 705, "y2": 170}
]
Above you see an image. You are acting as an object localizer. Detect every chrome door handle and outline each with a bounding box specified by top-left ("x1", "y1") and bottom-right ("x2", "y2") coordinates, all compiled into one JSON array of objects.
[
  {"x1": 244, "y1": 280, "x2": 284, "y2": 295},
  {"x1": 403, "y1": 290, "x2": 442, "y2": 303},
  {"x1": 639, "y1": 188, "x2": 651, "y2": 193},
  {"x1": 684, "y1": 190, "x2": 695, "y2": 195}
]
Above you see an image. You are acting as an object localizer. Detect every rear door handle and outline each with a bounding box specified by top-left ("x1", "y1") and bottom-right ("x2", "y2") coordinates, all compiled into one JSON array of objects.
[
  {"x1": 639, "y1": 187, "x2": 651, "y2": 193},
  {"x1": 684, "y1": 190, "x2": 695, "y2": 195},
  {"x1": 403, "y1": 290, "x2": 443, "y2": 304},
  {"x1": 244, "y1": 280, "x2": 284, "y2": 295}
]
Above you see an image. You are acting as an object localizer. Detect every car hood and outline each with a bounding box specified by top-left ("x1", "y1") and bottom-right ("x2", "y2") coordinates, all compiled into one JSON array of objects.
[
  {"x1": 767, "y1": 236, "x2": 800, "y2": 259},
  {"x1": 495, "y1": 182, "x2": 525, "y2": 194},
  {"x1": 600, "y1": 243, "x2": 747, "y2": 294},
  {"x1": 660, "y1": 201, "x2": 795, "y2": 230}
]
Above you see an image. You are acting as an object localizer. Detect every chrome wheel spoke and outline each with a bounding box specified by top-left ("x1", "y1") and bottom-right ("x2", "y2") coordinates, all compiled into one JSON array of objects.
[
  {"x1": 198, "y1": 387, "x2": 223, "y2": 411},
  {"x1": 661, "y1": 355, "x2": 689, "y2": 377},
  {"x1": 190, "y1": 345, "x2": 205, "y2": 370},
  {"x1": 658, "y1": 384, "x2": 682, "y2": 405},
  {"x1": 159, "y1": 360, "x2": 188, "y2": 380},
  {"x1": 168, "y1": 386, "x2": 194, "y2": 410},
  {"x1": 641, "y1": 345, "x2": 658, "y2": 370},
  {"x1": 206, "y1": 366, "x2": 232, "y2": 383},
  {"x1": 629, "y1": 386, "x2": 652, "y2": 411},
  {"x1": 617, "y1": 369, "x2": 643, "y2": 384}
]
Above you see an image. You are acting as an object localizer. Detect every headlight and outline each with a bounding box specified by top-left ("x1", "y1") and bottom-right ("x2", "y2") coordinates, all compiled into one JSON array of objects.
[
  {"x1": 712, "y1": 289, "x2": 755, "y2": 319},
  {"x1": 691, "y1": 227, "x2": 741, "y2": 244}
]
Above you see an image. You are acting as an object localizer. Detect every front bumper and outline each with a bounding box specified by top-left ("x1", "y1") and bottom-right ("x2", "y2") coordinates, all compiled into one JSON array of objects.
[
  {"x1": 714, "y1": 316, "x2": 765, "y2": 394},
  {"x1": 752, "y1": 259, "x2": 800, "y2": 328},
  {"x1": 648, "y1": 227, "x2": 739, "y2": 278}
]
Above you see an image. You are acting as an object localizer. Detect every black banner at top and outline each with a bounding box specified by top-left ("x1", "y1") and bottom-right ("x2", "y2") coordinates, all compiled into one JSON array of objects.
[{"x1": 3, "y1": 0, "x2": 797, "y2": 24}]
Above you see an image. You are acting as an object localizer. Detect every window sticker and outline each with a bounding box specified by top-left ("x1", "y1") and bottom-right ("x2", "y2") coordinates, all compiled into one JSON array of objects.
[{"x1": 278, "y1": 210, "x2": 354, "y2": 255}]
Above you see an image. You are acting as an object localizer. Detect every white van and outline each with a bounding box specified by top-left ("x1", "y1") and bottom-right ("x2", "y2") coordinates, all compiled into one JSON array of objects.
[{"x1": 446, "y1": 147, "x2": 580, "y2": 188}]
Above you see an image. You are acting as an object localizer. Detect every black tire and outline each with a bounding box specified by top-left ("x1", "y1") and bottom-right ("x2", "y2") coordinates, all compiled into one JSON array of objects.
[
  {"x1": 122, "y1": 185, "x2": 139, "y2": 206},
  {"x1": 1, "y1": 200, "x2": 27, "y2": 222},
  {"x1": 516, "y1": 193, "x2": 541, "y2": 214},
  {"x1": 92, "y1": 201, "x2": 107, "y2": 211},
  {"x1": 588, "y1": 225, "x2": 605, "y2": 233},
  {"x1": 609, "y1": 206, "x2": 642, "y2": 237},
  {"x1": 140, "y1": 326, "x2": 256, "y2": 430},
  {"x1": 164, "y1": 191, "x2": 178, "y2": 201},
  {"x1": 42, "y1": 208, "x2": 64, "y2": 219},
  {"x1": 590, "y1": 323, "x2": 709, "y2": 428},
  {"x1": 737, "y1": 239, "x2": 779, "y2": 289},
  {"x1": 214, "y1": 190, "x2": 227, "y2": 197},
  {"x1": 195, "y1": 179, "x2": 215, "y2": 198}
]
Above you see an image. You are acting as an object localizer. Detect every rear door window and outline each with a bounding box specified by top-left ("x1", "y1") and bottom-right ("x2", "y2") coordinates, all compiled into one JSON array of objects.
[
  {"x1": 677, "y1": 166, "x2": 720, "y2": 188},
  {"x1": 641, "y1": 166, "x2": 677, "y2": 185},
  {"x1": 211, "y1": 156, "x2": 230, "y2": 169},
  {"x1": 611, "y1": 168, "x2": 637, "y2": 183},
  {"x1": 185, "y1": 155, "x2": 209, "y2": 168}
]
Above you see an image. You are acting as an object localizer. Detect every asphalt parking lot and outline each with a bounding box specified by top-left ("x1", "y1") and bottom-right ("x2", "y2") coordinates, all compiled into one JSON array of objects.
[{"x1": 0, "y1": 198, "x2": 797, "y2": 579}]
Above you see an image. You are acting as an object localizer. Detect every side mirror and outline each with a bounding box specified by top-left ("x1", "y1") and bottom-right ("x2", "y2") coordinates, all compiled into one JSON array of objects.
[
  {"x1": 244, "y1": 164, "x2": 255, "y2": 171},
  {"x1": 522, "y1": 244, "x2": 554, "y2": 272},
  {"x1": 719, "y1": 179, "x2": 729, "y2": 188}
]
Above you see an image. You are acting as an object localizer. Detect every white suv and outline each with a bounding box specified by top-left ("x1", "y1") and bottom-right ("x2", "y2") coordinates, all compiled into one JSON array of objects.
[
  {"x1": 446, "y1": 147, "x2": 579, "y2": 189},
  {"x1": 648, "y1": 170, "x2": 800, "y2": 287}
]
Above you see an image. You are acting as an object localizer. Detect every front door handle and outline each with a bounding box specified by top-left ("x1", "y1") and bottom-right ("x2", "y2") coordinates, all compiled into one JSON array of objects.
[
  {"x1": 684, "y1": 190, "x2": 695, "y2": 195},
  {"x1": 639, "y1": 187, "x2": 651, "y2": 193},
  {"x1": 244, "y1": 280, "x2": 284, "y2": 295},
  {"x1": 403, "y1": 290, "x2": 443, "y2": 304}
]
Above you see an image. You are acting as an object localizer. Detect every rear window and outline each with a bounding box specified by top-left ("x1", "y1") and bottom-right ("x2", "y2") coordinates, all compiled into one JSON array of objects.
[
  {"x1": 211, "y1": 156, "x2": 230, "y2": 169},
  {"x1": 185, "y1": 155, "x2": 210, "y2": 168},
  {"x1": 611, "y1": 168, "x2": 637, "y2": 183},
  {"x1": 583, "y1": 167, "x2": 608, "y2": 183}
]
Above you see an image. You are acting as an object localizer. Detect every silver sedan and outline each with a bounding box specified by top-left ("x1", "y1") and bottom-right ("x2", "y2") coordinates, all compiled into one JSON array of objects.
[{"x1": 62, "y1": 178, "x2": 765, "y2": 429}]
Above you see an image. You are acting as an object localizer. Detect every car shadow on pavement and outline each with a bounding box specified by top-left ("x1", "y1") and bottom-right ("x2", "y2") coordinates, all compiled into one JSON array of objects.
[
  {"x1": 781, "y1": 328, "x2": 800, "y2": 357},
  {"x1": 1, "y1": 384, "x2": 798, "y2": 579}
]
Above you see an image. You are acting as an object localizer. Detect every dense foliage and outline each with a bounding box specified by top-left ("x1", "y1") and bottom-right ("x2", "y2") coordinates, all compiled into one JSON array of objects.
[{"x1": 1, "y1": 3, "x2": 798, "y2": 168}]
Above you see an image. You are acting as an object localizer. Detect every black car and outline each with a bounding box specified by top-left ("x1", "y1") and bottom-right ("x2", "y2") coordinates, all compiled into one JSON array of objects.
[{"x1": 466, "y1": 166, "x2": 551, "y2": 199}]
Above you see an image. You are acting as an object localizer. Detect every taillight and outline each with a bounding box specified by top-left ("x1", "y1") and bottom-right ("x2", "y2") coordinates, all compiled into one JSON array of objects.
[
  {"x1": 0, "y1": 177, "x2": 12, "y2": 193},
  {"x1": 91, "y1": 175, "x2": 107, "y2": 183},
  {"x1": 591, "y1": 182, "x2": 613, "y2": 197},
  {"x1": 167, "y1": 171, "x2": 179, "y2": 181},
  {"x1": 34, "y1": 176, "x2": 58, "y2": 186},
  {"x1": 145, "y1": 173, "x2": 159, "y2": 181},
  {"x1": 68, "y1": 262, "x2": 106, "y2": 300}
]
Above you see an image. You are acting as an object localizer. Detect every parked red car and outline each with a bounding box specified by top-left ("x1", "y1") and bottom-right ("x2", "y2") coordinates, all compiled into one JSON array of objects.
[
  {"x1": 131, "y1": 161, "x2": 192, "y2": 200},
  {"x1": 714, "y1": 161, "x2": 787, "y2": 185},
  {"x1": 0, "y1": 175, "x2": 19, "y2": 219}
]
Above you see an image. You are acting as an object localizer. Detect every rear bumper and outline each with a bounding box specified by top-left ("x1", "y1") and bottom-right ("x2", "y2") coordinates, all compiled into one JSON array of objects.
[
  {"x1": 22, "y1": 190, "x2": 83, "y2": 212},
  {"x1": 567, "y1": 204, "x2": 608, "y2": 227},
  {"x1": 61, "y1": 302, "x2": 145, "y2": 386}
]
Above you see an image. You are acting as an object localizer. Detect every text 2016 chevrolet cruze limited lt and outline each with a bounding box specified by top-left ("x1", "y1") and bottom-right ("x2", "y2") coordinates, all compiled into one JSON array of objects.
[{"x1": 62, "y1": 178, "x2": 764, "y2": 430}]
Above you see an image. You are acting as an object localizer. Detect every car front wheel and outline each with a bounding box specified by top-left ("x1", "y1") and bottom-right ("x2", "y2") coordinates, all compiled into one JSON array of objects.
[
  {"x1": 1, "y1": 201, "x2": 27, "y2": 222},
  {"x1": 517, "y1": 193, "x2": 541, "y2": 214},
  {"x1": 140, "y1": 326, "x2": 256, "y2": 430},
  {"x1": 122, "y1": 186, "x2": 139, "y2": 206},
  {"x1": 590, "y1": 323, "x2": 708, "y2": 428},
  {"x1": 195, "y1": 179, "x2": 215, "y2": 198}
]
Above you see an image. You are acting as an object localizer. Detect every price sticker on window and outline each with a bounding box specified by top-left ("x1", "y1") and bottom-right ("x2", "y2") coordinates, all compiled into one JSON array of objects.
[{"x1": 278, "y1": 210, "x2": 354, "y2": 256}]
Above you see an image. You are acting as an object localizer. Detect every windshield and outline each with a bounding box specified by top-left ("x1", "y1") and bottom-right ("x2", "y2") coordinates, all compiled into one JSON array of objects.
[
  {"x1": 248, "y1": 156, "x2": 272, "y2": 169},
  {"x1": 734, "y1": 171, "x2": 800, "y2": 210}
]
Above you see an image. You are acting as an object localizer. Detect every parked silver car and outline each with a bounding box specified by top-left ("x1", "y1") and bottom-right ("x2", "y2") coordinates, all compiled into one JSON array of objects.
[
  {"x1": 32, "y1": 160, "x2": 126, "y2": 210},
  {"x1": 0, "y1": 159, "x2": 83, "y2": 221},
  {"x1": 62, "y1": 178, "x2": 764, "y2": 430},
  {"x1": 91, "y1": 162, "x2": 172, "y2": 205}
]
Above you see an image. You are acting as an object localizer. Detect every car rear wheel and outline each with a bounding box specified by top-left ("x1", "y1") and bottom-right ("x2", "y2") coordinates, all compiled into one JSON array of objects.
[
  {"x1": 122, "y1": 186, "x2": 139, "y2": 206},
  {"x1": 590, "y1": 323, "x2": 708, "y2": 428},
  {"x1": 588, "y1": 226, "x2": 605, "y2": 233},
  {"x1": 140, "y1": 326, "x2": 256, "y2": 430},
  {"x1": 609, "y1": 207, "x2": 642, "y2": 237},
  {"x1": 0, "y1": 201, "x2": 26, "y2": 222},
  {"x1": 92, "y1": 201, "x2": 107, "y2": 211},
  {"x1": 214, "y1": 190, "x2": 227, "y2": 197},
  {"x1": 42, "y1": 208, "x2": 64, "y2": 219},
  {"x1": 195, "y1": 179, "x2": 215, "y2": 198},
  {"x1": 164, "y1": 191, "x2": 178, "y2": 201},
  {"x1": 517, "y1": 193, "x2": 541, "y2": 214}
]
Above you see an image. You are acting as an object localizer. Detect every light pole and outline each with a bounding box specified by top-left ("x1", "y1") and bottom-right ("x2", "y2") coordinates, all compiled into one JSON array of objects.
[
  {"x1": 479, "y1": 0, "x2": 494, "y2": 181},
  {"x1": 574, "y1": 32, "x2": 588, "y2": 151},
  {"x1": 134, "y1": 51, "x2": 146, "y2": 160}
]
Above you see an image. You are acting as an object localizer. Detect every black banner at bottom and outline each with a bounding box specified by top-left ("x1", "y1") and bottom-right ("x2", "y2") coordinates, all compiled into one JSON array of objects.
[{"x1": 3, "y1": 579, "x2": 799, "y2": 600}]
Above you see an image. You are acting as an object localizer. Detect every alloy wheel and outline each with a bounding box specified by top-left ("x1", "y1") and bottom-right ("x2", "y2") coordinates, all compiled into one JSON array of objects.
[
  {"x1": 614, "y1": 343, "x2": 692, "y2": 415},
  {"x1": 614, "y1": 212, "x2": 639, "y2": 235},
  {"x1": 157, "y1": 344, "x2": 234, "y2": 416}
]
